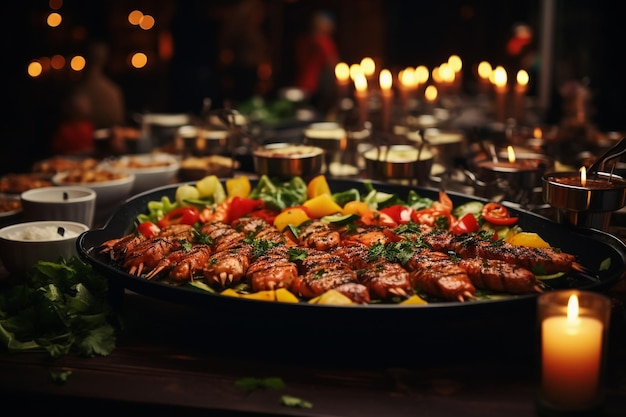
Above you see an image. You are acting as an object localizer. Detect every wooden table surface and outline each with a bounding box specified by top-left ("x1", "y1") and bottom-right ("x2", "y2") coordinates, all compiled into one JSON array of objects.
[{"x1": 1, "y1": 275, "x2": 626, "y2": 417}]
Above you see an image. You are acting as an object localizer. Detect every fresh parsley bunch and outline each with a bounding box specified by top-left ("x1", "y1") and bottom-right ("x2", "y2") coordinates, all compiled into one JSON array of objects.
[{"x1": 0, "y1": 257, "x2": 117, "y2": 358}]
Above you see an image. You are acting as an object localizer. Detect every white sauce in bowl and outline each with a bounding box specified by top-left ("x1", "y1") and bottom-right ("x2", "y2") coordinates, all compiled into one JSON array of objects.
[{"x1": 7, "y1": 225, "x2": 79, "y2": 241}]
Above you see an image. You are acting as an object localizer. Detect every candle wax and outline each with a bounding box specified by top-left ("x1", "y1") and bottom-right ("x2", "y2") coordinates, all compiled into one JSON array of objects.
[
  {"x1": 541, "y1": 315, "x2": 603, "y2": 410},
  {"x1": 552, "y1": 176, "x2": 623, "y2": 189},
  {"x1": 478, "y1": 159, "x2": 538, "y2": 172}
]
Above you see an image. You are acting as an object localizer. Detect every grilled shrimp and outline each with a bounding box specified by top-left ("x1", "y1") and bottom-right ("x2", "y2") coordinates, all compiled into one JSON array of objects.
[
  {"x1": 405, "y1": 247, "x2": 476, "y2": 302},
  {"x1": 290, "y1": 248, "x2": 358, "y2": 299},
  {"x1": 246, "y1": 246, "x2": 299, "y2": 291},
  {"x1": 330, "y1": 241, "x2": 413, "y2": 300},
  {"x1": 421, "y1": 230, "x2": 578, "y2": 275},
  {"x1": 203, "y1": 243, "x2": 253, "y2": 288},
  {"x1": 99, "y1": 233, "x2": 146, "y2": 261},
  {"x1": 299, "y1": 220, "x2": 341, "y2": 251},
  {"x1": 457, "y1": 257, "x2": 542, "y2": 294},
  {"x1": 123, "y1": 237, "x2": 186, "y2": 276},
  {"x1": 145, "y1": 244, "x2": 213, "y2": 281}
]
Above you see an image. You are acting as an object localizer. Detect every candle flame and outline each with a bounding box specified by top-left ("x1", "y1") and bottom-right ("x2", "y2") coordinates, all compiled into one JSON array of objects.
[
  {"x1": 477, "y1": 61, "x2": 492, "y2": 80},
  {"x1": 360, "y1": 57, "x2": 376, "y2": 77},
  {"x1": 379, "y1": 69, "x2": 392, "y2": 90},
  {"x1": 415, "y1": 65, "x2": 430, "y2": 84},
  {"x1": 354, "y1": 73, "x2": 368, "y2": 92},
  {"x1": 491, "y1": 65, "x2": 507, "y2": 87},
  {"x1": 516, "y1": 69, "x2": 529, "y2": 86},
  {"x1": 335, "y1": 62, "x2": 350, "y2": 82},
  {"x1": 448, "y1": 54, "x2": 462, "y2": 72},
  {"x1": 425, "y1": 85, "x2": 438, "y2": 102},
  {"x1": 507, "y1": 145, "x2": 516, "y2": 163},
  {"x1": 580, "y1": 166, "x2": 587, "y2": 187},
  {"x1": 349, "y1": 64, "x2": 363, "y2": 81},
  {"x1": 533, "y1": 127, "x2": 542, "y2": 139},
  {"x1": 567, "y1": 294, "x2": 580, "y2": 322},
  {"x1": 400, "y1": 67, "x2": 415, "y2": 88}
]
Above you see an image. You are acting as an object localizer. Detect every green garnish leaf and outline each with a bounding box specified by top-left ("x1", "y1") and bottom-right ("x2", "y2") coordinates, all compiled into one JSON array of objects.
[
  {"x1": 235, "y1": 376, "x2": 286, "y2": 391},
  {"x1": 599, "y1": 257, "x2": 611, "y2": 271},
  {"x1": 50, "y1": 369, "x2": 72, "y2": 384},
  {"x1": 280, "y1": 395, "x2": 313, "y2": 408}
]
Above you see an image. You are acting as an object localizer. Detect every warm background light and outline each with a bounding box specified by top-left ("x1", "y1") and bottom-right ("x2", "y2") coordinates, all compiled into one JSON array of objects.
[
  {"x1": 139, "y1": 14, "x2": 155, "y2": 30},
  {"x1": 425, "y1": 85, "x2": 438, "y2": 102},
  {"x1": 27, "y1": 61, "x2": 43, "y2": 78},
  {"x1": 349, "y1": 63, "x2": 363, "y2": 81},
  {"x1": 70, "y1": 55, "x2": 86, "y2": 71},
  {"x1": 47, "y1": 12, "x2": 62, "y2": 27},
  {"x1": 354, "y1": 73, "x2": 368, "y2": 92},
  {"x1": 128, "y1": 10, "x2": 143, "y2": 25},
  {"x1": 131, "y1": 52, "x2": 148, "y2": 68},
  {"x1": 492, "y1": 65, "x2": 508, "y2": 87}
]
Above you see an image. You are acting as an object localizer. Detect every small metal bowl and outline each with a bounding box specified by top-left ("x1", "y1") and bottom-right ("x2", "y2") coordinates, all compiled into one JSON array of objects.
[
  {"x1": 253, "y1": 143, "x2": 324, "y2": 179},
  {"x1": 364, "y1": 145, "x2": 434, "y2": 185}
]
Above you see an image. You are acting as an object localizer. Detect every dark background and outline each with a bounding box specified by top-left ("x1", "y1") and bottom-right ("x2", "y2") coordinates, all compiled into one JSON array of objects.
[{"x1": 2, "y1": 0, "x2": 624, "y2": 174}]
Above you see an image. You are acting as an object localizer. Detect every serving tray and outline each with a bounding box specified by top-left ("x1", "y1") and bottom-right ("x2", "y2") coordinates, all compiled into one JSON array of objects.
[{"x1": 77, "y1": 178, "x2": 626, "y2": 351}]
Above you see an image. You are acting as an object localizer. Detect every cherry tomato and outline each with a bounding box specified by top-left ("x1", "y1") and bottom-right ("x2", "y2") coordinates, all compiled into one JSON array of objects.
[
  {"x1": 137, "y1": 221, "x2": 160, "y2": 238},
  {"x1": 360, "y1": 210, "x2": 398, "y2": 228},
  {"x1": 451, "y1": 212, "x2": 479, "y2": 235},
  {"x1": 481, "y1": 202, "x2": 518, "y2": 226},
  {"x1": 157, "y1": 206, "x2": 200, "y2": 228}
]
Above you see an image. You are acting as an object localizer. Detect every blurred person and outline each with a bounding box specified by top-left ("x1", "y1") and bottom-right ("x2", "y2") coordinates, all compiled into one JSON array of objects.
[
  {"x1": 75, "y1": 41, "x2": 126, "y2": 130},
  {"x1": 294, "y1": 10, "x2": 340, "y2": 114},
  {"x1": 50, "y1": 90, "x2": 95, "y2": 155}
]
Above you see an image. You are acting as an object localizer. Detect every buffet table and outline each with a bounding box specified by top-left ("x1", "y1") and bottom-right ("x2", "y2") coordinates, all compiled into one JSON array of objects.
[{"x1": 1, "y1": 275, "x2": 626, "y2": 416}]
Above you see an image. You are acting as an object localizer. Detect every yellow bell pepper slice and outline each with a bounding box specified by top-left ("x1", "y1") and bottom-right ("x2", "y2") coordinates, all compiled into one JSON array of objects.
[
  {"x1": 309, "y1": 289, "x2": 355, "y2": 305},
  {"x1": 303, "y1": 194, "x2": 343, "y2": 218},
  {"x1": 307, "y1": 175, "x2": 331, "y2": 199},
  {"x1": 507, "y1": 231, "x2": 550, "y2": 248},
  {"x1": 241, "y1": 290, "x2": 276, "y2": 301},
  {"x1": 342, "y1": 200, "x2": 372, "y2": 217},
  {"x1": 400, "y1": 295, "x2": 428, "y2": 305},
  {"x1": 220, "y1": 288, "x2": 240, "y2": 297},
  {"x1": 275, "y1": 288, "x2": 299, "y2": 303},
  {"x1": 273, "y1": 207, "x2": 311, "y2": 231},
  {"x1": 226, "y1": 176, "x2": 251, "y2": 198}
]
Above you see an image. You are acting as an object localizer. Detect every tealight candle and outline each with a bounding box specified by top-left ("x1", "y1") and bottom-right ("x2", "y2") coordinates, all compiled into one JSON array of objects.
[
  {"x1": 476, "y1": 145, "x2": 542, "y2": 188},
  {"x1": 542, "y1": 168, "x2": 626, "y2": 231},
  {"x1": 537, "y1": 290, "x2": 611, "y2": 414}
]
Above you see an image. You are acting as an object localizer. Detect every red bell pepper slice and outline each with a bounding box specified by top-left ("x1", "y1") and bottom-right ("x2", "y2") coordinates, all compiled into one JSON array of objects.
[
  {"x1": 380, "y1": 205, "x2": 415, "y2": 224},
  {"x1": 229, "y1": 196, "x2": 264, "y2": 221},
  {"x1": 157, "y1": 206, "x2": 200, "y2": 228}
]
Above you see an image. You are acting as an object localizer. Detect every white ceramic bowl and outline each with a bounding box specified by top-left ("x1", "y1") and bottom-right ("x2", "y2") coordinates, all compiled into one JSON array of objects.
[
  {"x1": 52, "y1": 171, "x2": 135, "y2": 225},
  {"x1": 20, "y1": 186, "x2": 96, "y2": 228},
  {"x1": 99, "y1": 153, "x2": 180, "y2": 194},
  {"x1": 0, "y1": 220, "x2": 90, "y2": 275}
]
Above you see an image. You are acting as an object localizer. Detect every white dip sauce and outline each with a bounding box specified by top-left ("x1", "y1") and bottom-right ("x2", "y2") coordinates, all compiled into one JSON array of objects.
[{"x1": 8, "y1": 226, "x2": 78, "y2": 241}]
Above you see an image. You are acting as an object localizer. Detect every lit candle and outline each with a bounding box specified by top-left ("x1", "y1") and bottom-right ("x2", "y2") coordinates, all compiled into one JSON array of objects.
[
  {"x1": 477, "y1": 61, "x2": 492, "y2": 95},
  {"x1": 540, "y1": 293, "x2": 605, "y2": 410},
  {"x1": 543, "y1": 169, "x2": 626, "y2": 230},
  {"x1": 379, "y1": 69, "x2": 393, "y2": 132},
  {"x1": 354, "y1": 73, "x2": 369, "y2": 130},
  {"x1": 491, "y1": 65, "x2": 508, "y2": 123},
  {"x1": 335, "y1": 62, "x2": 351, "y2": 100},
  {"x1": 513, "y1": 69, "x2": 529, "y2": 123},
  {"x1": 424, "y1": 84, "x2": 438, "y2": 115}
]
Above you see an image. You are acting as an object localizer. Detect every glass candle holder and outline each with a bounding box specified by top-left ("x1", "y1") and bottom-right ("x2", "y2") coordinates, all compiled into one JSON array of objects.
[{"x1": 536, "y1": 290, "x2": 612, "y2": 416}]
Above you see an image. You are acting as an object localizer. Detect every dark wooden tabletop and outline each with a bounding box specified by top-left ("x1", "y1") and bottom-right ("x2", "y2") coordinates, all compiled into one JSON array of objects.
[{"x1": 2, "y1": 275, "x2": 626, "y2": 417}]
